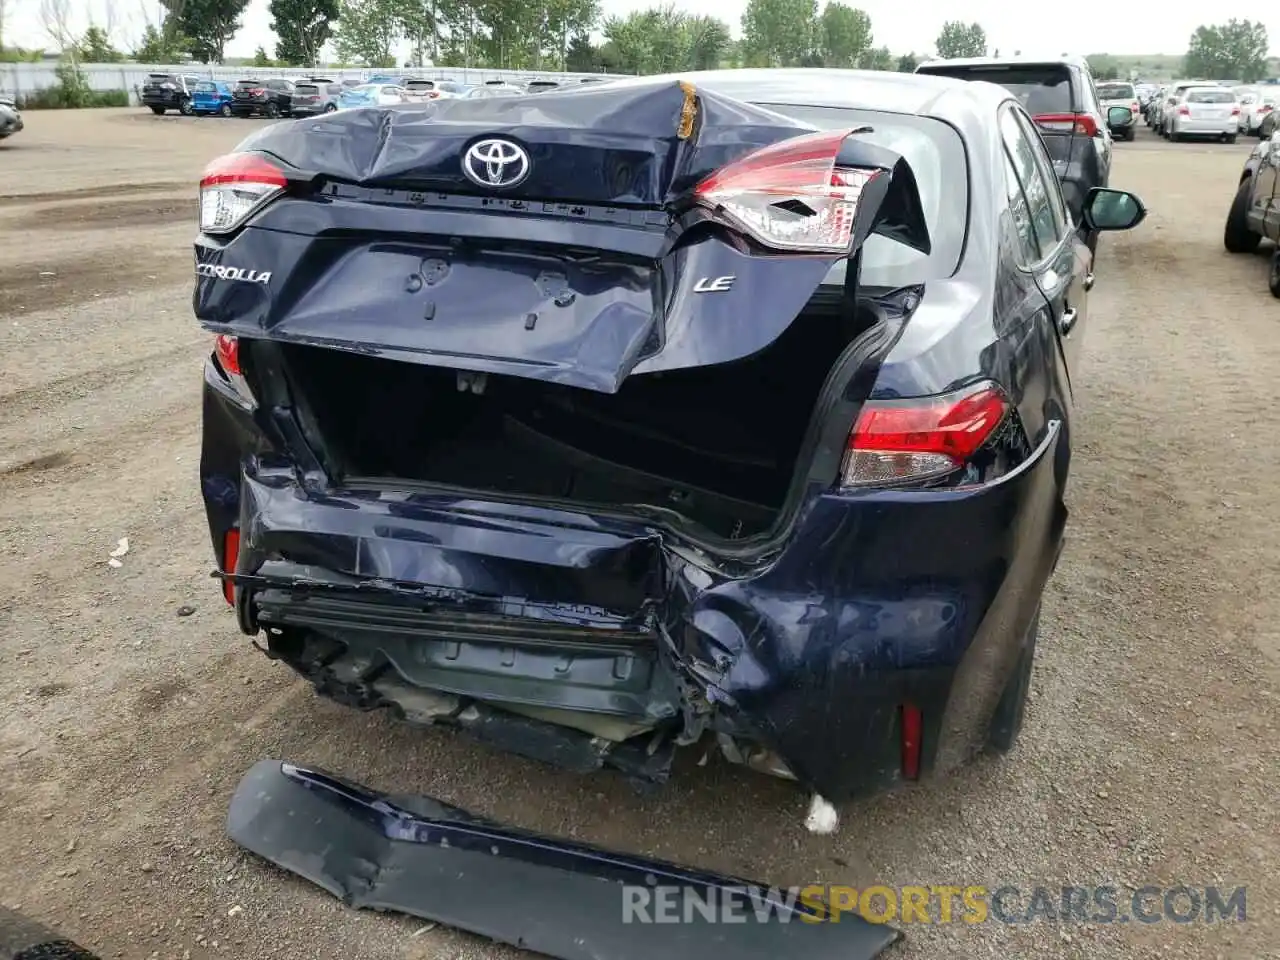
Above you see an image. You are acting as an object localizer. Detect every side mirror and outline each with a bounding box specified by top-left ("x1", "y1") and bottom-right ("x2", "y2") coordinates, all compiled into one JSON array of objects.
[
  {"x1": 1083, "y1": 188, "x2": 1147, "y2": 232},
  {"x1": 1107, "y1": 105, "x2": 1133, "y2": 127}
]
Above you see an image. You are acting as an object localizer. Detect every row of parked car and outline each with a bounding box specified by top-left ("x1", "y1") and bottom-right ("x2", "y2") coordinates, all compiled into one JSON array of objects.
[
  {"x1": 1135, "y1": 79, "x2": 1279, "y2": 142},
  {"x1": 139, "y1": 73, "x2": 605, "y2": 118}
]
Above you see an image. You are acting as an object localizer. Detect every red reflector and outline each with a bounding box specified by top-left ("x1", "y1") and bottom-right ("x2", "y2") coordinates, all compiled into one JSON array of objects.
[
  {"x1": 222, "y1": 528, "x2": 240, "y2": 605},
  {"x1": 214, "y1": 334, "x2": 241, "y2": 376},
  {"x1": 200, "y1": 153, "x2": 287, "y2": 190},
  {"x1": 1033, "y1": 112, "x2": 1099, "y2": 137},
  {"x1": 901, "y1": 703, "x2": 922, "y2": 780},
  {"x1": 1178, "y1": 106, "x2": 1190, "y2": 116}
]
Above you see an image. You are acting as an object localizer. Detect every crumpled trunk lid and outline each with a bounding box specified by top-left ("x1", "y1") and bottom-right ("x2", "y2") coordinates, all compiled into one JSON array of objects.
[
  {"x1": 196, "y1": 79, "x2": 928, "y2": 393},
  {"x1": 236, "y1": 79, "x2": 813, "y2": 205}
]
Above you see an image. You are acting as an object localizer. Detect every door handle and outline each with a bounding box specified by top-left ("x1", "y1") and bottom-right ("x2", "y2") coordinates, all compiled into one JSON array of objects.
[
  {"x1": 1083, "y1": 272, "x2": 1096, "y2": 291},
  {"x1": 1059, "y1": 307, "x2": 1078, "y2": 335}
]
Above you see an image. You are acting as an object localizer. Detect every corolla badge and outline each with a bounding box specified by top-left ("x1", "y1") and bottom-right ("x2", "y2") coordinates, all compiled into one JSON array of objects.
[
  {"x1": 196, "y1": 263, "x2": 271, "y2": 283},
  {"x1": 462, "y1": 138, "x2": 531, "y2": 189}
]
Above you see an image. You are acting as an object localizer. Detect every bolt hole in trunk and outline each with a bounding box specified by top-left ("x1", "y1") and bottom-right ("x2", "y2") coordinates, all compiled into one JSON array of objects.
[{"x1": 280, "y1": 292, "x2": 883, "y2": 541}]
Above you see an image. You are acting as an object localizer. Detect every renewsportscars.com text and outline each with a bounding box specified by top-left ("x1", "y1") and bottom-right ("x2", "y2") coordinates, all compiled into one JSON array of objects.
[{"x1": 621, "y1": 884, "x2": 1247, "y2": 925}]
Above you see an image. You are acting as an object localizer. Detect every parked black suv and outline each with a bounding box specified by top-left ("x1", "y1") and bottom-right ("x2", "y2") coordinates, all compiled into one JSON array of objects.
[
  {"x1": 140, "y1": 73, "x2": 203, "y2": 115},
  {"x1": 230, "y1": 78, "x2": 295, "y2": 118},
  {"x1": 916, "y1": 56, "x2": 1113, "y2": 252}
]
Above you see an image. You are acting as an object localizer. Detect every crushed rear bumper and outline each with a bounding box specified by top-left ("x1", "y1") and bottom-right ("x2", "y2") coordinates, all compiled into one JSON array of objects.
[
  {"x1": 227, "y1": 759, "x2": 903, "y2": 960},
  {"x1": 203, "y1": 362, "x2": 1067, "y2": 801}
]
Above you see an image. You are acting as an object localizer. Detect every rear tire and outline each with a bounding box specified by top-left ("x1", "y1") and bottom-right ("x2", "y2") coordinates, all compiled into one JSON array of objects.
[
  {"x1": 178, "y1": 97, "x2": 194, "y2": 116},
  {"x1": 1270, "y1": 251, "x2": 1280, "y2": 299},
  {"x1": 988, "y1": 609, "x2": 1040, "y2": 753},
  {"x1": 324, "y1": 102, "x2": 337, "y2": 112},
  {"x1": 1224, "y1": 178, "x2": 1262, "y2": 253},
  {"x1": 1226, "y1": 134, "x2": 1237, "y2": 145},
  {"x1": 149, "y1": 105, "x2": 165, "y2": 115},
  {"x1": 219, "y1": 103, "x2": 232, "y2": 117},
  {"x1": 265, "y1": 101, "x2": 280, "y2": 118}
]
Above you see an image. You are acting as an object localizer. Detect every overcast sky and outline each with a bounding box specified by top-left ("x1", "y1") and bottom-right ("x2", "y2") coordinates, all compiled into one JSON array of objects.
[{"x1": 6, "y1": 0, "x2": 1279, "y2": 62}]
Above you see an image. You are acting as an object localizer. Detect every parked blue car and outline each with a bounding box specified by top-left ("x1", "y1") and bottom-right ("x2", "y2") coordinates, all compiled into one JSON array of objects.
[
  {"x1": 192, "y1": 70, "x2": 1146, "y2": 806},
  {"x1": 191, "y1": 80, "x2": 233, "y2": 117}
]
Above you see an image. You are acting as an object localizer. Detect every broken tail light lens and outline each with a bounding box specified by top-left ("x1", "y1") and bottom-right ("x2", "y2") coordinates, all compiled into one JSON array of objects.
[
  {"x1": 212, "y1": 334, "x2": 256, "y2": 405},
  {"x1": 200, "y1": 152, "x2": 288, "y2": 234},
  {"x1": 693, "y1": 130, "x2": 880, "y2": 253},
  {"x1": 841, "y1": 382, "x2": 1010, "y2": 488}
]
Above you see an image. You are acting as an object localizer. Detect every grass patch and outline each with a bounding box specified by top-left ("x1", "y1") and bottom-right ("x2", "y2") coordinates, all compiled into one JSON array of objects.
[{"x1": 17, "y1": 88, "x2": 131, "y2": 109}]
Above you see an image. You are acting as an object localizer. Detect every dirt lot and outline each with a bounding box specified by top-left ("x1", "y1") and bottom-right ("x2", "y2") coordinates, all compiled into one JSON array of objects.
[{"x1": 1, "y1": 108, "x2": 1278, "y2": 960}]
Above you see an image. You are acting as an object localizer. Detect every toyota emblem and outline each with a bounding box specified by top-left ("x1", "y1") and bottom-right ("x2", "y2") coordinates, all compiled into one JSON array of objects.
[{"x1": 462, "y1": 138, "x2": 531, "y2": 189}]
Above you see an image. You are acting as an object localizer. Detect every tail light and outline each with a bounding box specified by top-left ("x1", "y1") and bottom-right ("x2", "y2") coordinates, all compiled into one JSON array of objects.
[
  {"x1": 427, "y1": 91, "x2": 440, "y2": 99},
  {"x1": 693, "y1": 129, "x2": 880, "y2": 253},
  {"x1": 1033, "y1": 113, "x2": 1099, "y2": 137},
  {"x1": 199, "y1": 152, "x2": 287, "y2": 234},
  {"x1": 214, "y1": 333, "x2": 240, "y2": 375},
  {"x1": 1231, "y1": 106, "x2": 1241, "y2": 117},
  {"x1": 1177, "y1": 105, "x2": 1191, "y2": 117},
  {"x1": 840, "y1": 382, "x2": 1010, "y2": 487},
  {"x1": 1260, "y1": 105, "x2": 1273, "y2": 114},
  {"x1": 1131, "y1": 102, "x2": 1140, "y2": 115},
  {"x1": 222, "y1": 528, "x2": 241, "y2": 605}
]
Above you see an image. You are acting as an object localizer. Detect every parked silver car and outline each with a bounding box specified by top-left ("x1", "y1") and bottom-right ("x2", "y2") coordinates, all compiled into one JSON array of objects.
[
  {"x1": 291, "y1": 79, "x2": 344, "y2": 116},
  {"x1": 0, "y1": 96, "x2": 22, "y2": 140}
]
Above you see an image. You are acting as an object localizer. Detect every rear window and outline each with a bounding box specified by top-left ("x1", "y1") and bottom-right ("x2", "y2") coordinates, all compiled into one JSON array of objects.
[
  {"x1": 235, "y1": 80, "x2": 258, "y2": 89},
  {"x1": 1187, "y1": 89, "x2": 1236, "y2": 104},
  {"x1": 919, "y1": 63, "x2": 1075, "y2": 115},
  {"x1": 1097, "y1": 83, "x2": 1135, "y2": 100},
  {"x1": 295, "y1": 84, "x2": 319, "y2": 94},
  {"x1": 194, "y1": 81, "x2": 216, "y2": 92},
  {"x1": 749, "y1": 103, "x2": 968, "y2": 287},
  {"x1": 405, "y1": 80, "x2": 435, "y2": 90},
  {"x1": 146, "y1": 73, "x2": 173, "y2": 80}
]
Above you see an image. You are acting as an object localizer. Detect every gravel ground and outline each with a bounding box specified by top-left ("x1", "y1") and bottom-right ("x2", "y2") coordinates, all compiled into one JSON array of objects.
[{"x1": 0, "y1": 109, "x2": 1277, "y2": 960}]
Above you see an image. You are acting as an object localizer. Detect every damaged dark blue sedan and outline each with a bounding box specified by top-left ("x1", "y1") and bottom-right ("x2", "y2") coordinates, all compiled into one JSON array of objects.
[{"x1": 195, "y1": 69, "x2": 1145, "y2": 804}]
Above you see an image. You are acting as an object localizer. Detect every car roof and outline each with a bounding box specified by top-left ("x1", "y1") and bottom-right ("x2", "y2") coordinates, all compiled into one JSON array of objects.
[
  {"x1": 918, "y1": 55, "x2": 1089, "y2": 70},
  {"x1": 622, "y1": 68, "x2": 1007, "y2": 126}
]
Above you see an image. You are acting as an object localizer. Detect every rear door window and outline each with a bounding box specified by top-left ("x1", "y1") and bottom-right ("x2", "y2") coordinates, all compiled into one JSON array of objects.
[
  {"x1": 1002, "y1": 153, "x2": 1041, "y2": 266},
  {"x1": 1013, "y1": 109, "x2": 1072, "y2": 235},
  {"x1": 1186, "y1": 89, "x2": 1236, "y2": 104},
  {"x1": 1097, "y1": 83, "x2": 1136, "y2": 101},
  {"x1": 999, "y1": 108, "x2": 1061, "y2": 258}
]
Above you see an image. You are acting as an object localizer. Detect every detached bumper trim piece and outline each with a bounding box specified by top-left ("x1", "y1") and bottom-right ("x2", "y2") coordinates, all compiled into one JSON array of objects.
[{"x1": 227, "y1": 759, "x2": 902, "y2": 960}]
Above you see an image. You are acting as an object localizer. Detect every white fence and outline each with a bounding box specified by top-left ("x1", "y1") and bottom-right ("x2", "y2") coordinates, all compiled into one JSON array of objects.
[{"x1": 0, "y1": 61, "x2": 628, "y2": 104}]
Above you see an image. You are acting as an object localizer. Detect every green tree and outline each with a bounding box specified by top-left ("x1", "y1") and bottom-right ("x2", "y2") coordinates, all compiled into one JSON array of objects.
[
  {"x1": 269, "y1": 0, "x2": 338, "y2": 65},
  {"x1": 131, "y1": 24, "x2": 181, "y2": 61},
  {"x1": 741, "y1": 0, "x2": 817, "y2": 67},
  {"x1": 896, "y1": 51, "x2": 917, "y2": 72},
  {"x1": 565, "y1": 33, "x2": 595, "y2": 71},
  {"x1": 77, "y1": 24, "x2": 121, "y2": 61},
  {"x1": 818, "y1": 2, "x2": 870, "y2": 68},
  {"x1": 934, "y1": 20, "x2": 985, "y2": 59},
  {"x1": 1184, "y1": 20, "x2": 1269, "y2": 82},
  {"x1": 332, "y1": 0, "x2": 399, "y2": 66},
  {"x1": 857, "y1": 44, "x2": 891, "y2": 70},
  {"x1": 252, "y1": 44, "x2": 271, "y2": 65},
  {"x1": 160, "y1": 0, "x2": 251, "y2": 62},
  {"x1": 686, "y1": 14, "x2": 731, "y2": 69}
]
